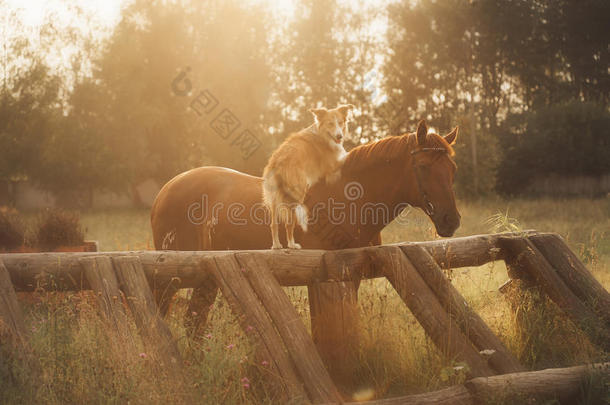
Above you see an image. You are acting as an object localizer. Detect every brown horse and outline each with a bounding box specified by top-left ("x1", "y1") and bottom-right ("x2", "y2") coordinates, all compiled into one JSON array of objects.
[{"x1": 151, "y1": 120, "x2": 459, "y2": 324}]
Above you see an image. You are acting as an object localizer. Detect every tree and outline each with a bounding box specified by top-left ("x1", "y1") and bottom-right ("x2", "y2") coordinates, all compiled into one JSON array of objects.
[
  {"x1": 267, "y1": 0, "x2": 383, "y2": 148},
  {"x1": 385, "y1": 0, "x2": 508, "y2": 195},
  {"x1": 0, "y1": 4, "x2": 62, "y2": 203},
  {"x1": 384, "y1": 0, "x2": 609, "y2": 196},
  {"x1": 497, "y1": 101, "x2": 610, "y2": 195}
]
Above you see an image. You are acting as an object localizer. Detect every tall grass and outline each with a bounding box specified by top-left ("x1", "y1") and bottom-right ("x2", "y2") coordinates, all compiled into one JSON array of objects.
[{"x1": 1, "y1": 197, "x2": 608, "y2": 404}]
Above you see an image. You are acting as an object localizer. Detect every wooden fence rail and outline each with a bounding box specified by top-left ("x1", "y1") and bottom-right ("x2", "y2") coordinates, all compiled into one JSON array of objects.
[
  {"x1": 342, "y1": 363, "x2": 610, "y2": 405},
  {"x1": 1, "y1": 230, "x2": 537, "y2": 292}
]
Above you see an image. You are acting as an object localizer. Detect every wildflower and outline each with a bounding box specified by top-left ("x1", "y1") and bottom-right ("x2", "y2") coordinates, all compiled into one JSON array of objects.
[
  {"x1": 191, "y1": 311, "x2": 198, "y2": 316},
  {"x1": 205, "y1": 333, "x2": 212, "y2": 339},
  {"x1": 139, "y1": 352, "x2": 147, "y2": 359},
  {"x1": 242, "y1": 383, "x2": 250, "y2": 389},
  {"x1": 246, "y1": 325, "x2": 254, "y2": 332},
  {"x1": 226, "y1": 343, "x2": 235, "y2": 349},
  {"x1": 241, "y1": 377, "x2": 250, "y2": 383},
  {"x1": 261, "y1": 360, "x2": 269, "y2": 367},
  {"x1": 240, "y1": 267, "x2": 246, "y2": 273},
  {"x1": 241, "y1": 377, "x2": 250, "y2": 388}
]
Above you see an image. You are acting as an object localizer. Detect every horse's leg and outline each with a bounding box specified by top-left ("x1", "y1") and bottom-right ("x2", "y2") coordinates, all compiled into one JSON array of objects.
[
  {"x1": 185, "y1": 279, "x2": 219, "y2": 336},
  {"x1": 154, "y1": 281, "x2": 180, "y2": 317}
]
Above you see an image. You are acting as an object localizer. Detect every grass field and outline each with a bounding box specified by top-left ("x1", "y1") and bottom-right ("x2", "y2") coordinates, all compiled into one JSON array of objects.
[{"x1": 2, "y1": 197, "x2": 609, "y2": 404}]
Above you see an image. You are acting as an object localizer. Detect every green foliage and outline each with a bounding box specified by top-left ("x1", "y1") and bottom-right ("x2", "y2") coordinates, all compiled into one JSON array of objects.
[
  {"x1": 385, "y1": 0, "x2": 609, "y2": 196},
  {"x1": 497, "y1": 101, "x2": 610, "y2": 195}
]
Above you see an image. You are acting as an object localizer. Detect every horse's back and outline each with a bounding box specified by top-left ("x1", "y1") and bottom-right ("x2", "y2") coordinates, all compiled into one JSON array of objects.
[{"x1": 151, "y1": 166, "x2": 262, "y2": 250}]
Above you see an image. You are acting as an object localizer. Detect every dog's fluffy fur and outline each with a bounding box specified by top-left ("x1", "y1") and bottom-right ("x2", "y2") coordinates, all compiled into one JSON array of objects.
[{"x1": 263, "y1": 104, "x2": 354, "y2": 249}]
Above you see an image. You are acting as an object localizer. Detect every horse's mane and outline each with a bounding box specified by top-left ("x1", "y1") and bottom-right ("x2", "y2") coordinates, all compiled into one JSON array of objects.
[{"x1": 343, "y1": 132, "x2": 454, "y2": 173}]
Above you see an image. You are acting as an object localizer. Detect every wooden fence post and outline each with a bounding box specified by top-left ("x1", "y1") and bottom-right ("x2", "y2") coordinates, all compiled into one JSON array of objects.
[
  {"x1": 308, "y1": 280, "x2": 360, "y2": 384},
  {"x1": 80, "y1": 256, "x2": 130, "y2": 338},
  {"x1": 113, "y1": 256, "x2": 182, "y2": 367},
  {"x1": 235, "y1": 252, "x2": 343, "y2": 403},
  {"x1": 371, "y1": 246, "x2": 495, "y2": 377},
  {"x1": 499, "y1": 237, "x2": 610, "y2": 351},
  {"x1": 402, "y1": 245, "x2": 524, "y2": 375},
  {"x1": 209, "y1": 255, "x2": 308, "y2": 402},
  {"x1": 528, "y1": 233, "x2": 610, "y2": 326}
]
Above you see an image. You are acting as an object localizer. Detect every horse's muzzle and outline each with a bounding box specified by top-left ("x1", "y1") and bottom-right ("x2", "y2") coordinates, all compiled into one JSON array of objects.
[{"x1": 435, "y1": 213, "x2": 461, "y2": 237}]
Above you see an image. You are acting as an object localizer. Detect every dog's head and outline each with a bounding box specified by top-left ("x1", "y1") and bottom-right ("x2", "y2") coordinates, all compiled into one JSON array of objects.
[{"x1": 310, "y1": 104, "x2": 354, "y2": 144}]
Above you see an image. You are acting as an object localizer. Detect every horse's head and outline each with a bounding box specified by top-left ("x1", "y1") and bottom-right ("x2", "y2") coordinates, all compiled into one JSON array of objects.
[{"x1": 409, "y1": 120, "x2": 460, "y2": 237}]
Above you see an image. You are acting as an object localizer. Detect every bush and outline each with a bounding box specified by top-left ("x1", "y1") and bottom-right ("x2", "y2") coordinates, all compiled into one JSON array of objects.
[
  {"x1": 35, "y1": 209, "x2": 84, "y2": 251},
  {"x1": 0, "y1": 207, "x2": 25, "y2": 250}
]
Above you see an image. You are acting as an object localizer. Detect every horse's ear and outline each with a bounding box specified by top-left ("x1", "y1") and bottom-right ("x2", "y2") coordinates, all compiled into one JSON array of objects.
[
  {"x1": 444, "y1": 126, "x2": 458, "y2": 145},
  {"x1": 309, "y1": 108, "x2": 328, "y2": 122},
  {"x1": 416, "y1": 120, "x2": 428, "y2": 146}
]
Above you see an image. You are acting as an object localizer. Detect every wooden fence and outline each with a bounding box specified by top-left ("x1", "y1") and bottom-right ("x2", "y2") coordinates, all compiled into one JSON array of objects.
[{"x1": 1, "y1": 230, "x2": 609, "y2": 404}]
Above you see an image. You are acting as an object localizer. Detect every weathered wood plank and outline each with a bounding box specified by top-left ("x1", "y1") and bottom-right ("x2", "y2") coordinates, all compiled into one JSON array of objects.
[
  {"x1": 342, "y1": 362, "x2": 609, "y2": 405},
  {"x1": 500, "y1": 237, "x2": 610, "y2": 351},
  {"x1": 235, "y1": 253, "x2": 343, "y2": 404},
  {"x1": 401, "y1": 245, "x2": 524, "y2": 375},
  {"x1": 0, "y1": 259, "x2": 27, "y2": 343},
  {"x1": 80, "y1": 256, "x2": 128, "y2": 336},
  {"x1": 396, "y1": 229, "x2": 537, "y2": 269},
  {"x1": 529, "y1": 233, "x2": 610, "y2": 326},
  {"x1": 210, "y1": 255, "x2": 308, "y2": 402},
  {"x1": 112, "y1": 256, "x2": 182, "y2": 367},
  {"x1": 465, "y1": 362, "x2": 610, "y2": 404},
  {"x1": 371, "y1": 246, "x2": 495, "y2": 377},
  {"x1": 1, "y1": 231, "x2": 541, "y2": 292},
  {"x1": 308, "y1": 279, "x2": 360, "y2": 385}
]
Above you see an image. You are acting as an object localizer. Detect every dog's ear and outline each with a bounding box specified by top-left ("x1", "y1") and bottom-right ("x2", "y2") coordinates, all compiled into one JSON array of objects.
[
  {"x1": 309, "y1": 107, "x2": 328, "y2": 122},
  {"x1": 337, "y1": 104, "x2": 355, "y2": 119}
]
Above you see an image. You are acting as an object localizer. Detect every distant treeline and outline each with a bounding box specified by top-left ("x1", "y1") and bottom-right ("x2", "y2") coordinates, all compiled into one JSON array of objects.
[{"x1": 0, "y1": 0, "x2": 608, "y2": 205}]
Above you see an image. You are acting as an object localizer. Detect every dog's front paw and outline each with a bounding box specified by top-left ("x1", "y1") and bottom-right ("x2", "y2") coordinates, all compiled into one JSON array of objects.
[
  {"x1": 271, "y1": 242, "x2": 284, "y2": 249},
  {"x1": 287, "y1": 242, "x2": 302, "y2": 249}
]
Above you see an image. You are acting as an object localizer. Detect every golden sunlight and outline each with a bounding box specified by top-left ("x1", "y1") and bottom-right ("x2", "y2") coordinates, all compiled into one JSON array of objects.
[{"x1": 5, "y1": 0, "x2": 123, "y2": 27}]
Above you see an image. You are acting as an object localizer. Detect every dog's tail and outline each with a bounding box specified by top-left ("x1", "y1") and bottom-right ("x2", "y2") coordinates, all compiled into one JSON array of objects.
[
  {"x1": 294, "y1": 204, "x2": 308, "y2": 232},
  {"x1": 263, "y1": 173, "x2": 308, "y2": 232}
]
